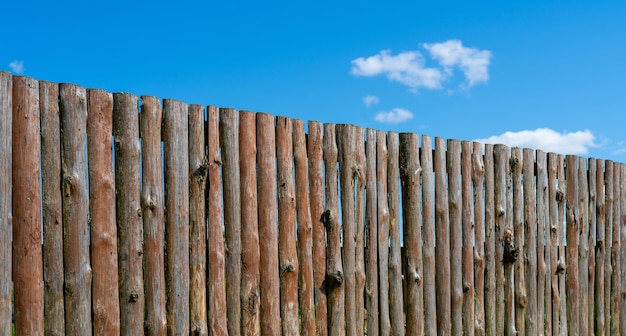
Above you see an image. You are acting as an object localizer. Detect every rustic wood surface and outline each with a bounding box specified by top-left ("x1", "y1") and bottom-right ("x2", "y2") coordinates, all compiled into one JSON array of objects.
[
  {"x1": 421, "y1": 135, "x2": 437, "y2": 335},
  {"x1": 435, "y1": 137, "x2": 451, "y2": 335},
  {"x1": 472, "y1": 141, "x2": 486, "y2": 336},
  {"x1": 448, "y1": 140, "x2": 463, "y2": 336},
  {"x1": 365, "y1": 129, "x2": 379, "y2": 336},
  {"x1": 461, "y1": 141, "x2": 475, "y2": 336},
  {"x1": 0, "y1": 71, "x2": 10, "y2": 336},
  {"x1": 511, "y1": 148, "x2": 525, "y2": 335},
  {"x1": 377, "y1": 130, "x2": 391, "y2": 335},
  {"x1": 483, "y1": 144, "x2": 496, "y2": 336},
  {"x1": 387, "y1": 132, "x2": 404, "y2": 336}
]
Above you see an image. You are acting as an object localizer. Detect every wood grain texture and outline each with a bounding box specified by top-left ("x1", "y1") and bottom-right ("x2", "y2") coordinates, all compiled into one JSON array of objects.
[
  {"x1": 511, "y1": 148, "x2": 525, "y2": 335},
  {"x1": 387, "y1": 132, "x2": 404, "y2": 336},
  {"x1": 448, "y1": 139, "x2": 463, "y2": 336},
  {"x1": 434, "y1": 137, "x2": 451, "y2": 335},
  {"x1": 566, "y1": 155, "x2": 580, "y2": 335},
  {"x1": 483, "y1": 144, "x2": 496, "y2": 336},
  {"x1": 365, "y1": 129, "x2": 379, "y2": 336},
  {"x1": 523, "y1": 148, "x2": 538, "y2": 335},
  {"x1": 461, "y1": 141, "x2": 475, "y2": 336},
  {"x1": 594, "y1": 159, "x2": 606, "y2": 336},
  {"x1": 0, "y1": 71, "x2": 10, "y2": 336},
  {"x1": 421, "y1": 135, "x2": 437, "y2": 335},
  {"x1": 354, "y1": 126, "x2": 366, "y2": 336},
  {"x1": 377, "y1": 130, "x2": 391, "y2": 335},
  {"x1": 472, "y1": 142, "x2": 486, "y2": 336}
]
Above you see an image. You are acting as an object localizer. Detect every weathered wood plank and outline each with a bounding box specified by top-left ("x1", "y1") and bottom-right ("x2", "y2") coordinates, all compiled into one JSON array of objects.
[
  {"x1": 604, "y1": 160, "x2": 613, "y2": 336},
  {"x1": 511, "y1": 148, "x2": 525, "y2": 335},
  {"x1": 140, "y1": 96, "x2": 167, "y2": 336},
  {"x1": 421, "y1": 135, "x2": 437, "y2": 335},
  {"x1": 207, "y1": 105, "x2": 228, "y2": 336},
  {"x1": 494, "y1": 144, "x2": 510, "y2": 335},
  {"x1": 377, "y1": 130, "x2": 391, "y2": 335},
  {"x1": 189, "y1": 104, "x2": 208, "y2": 336},
  {"x1": 484, "y1": 144, "x2": 496, "y2": 336},
  {"x1": 577, "y1": 157, "x2": 589, "y2": 336},
  {"x1": 87, "y1": 88, "x2": 120, "y2": 335},
  {"x1": 461, "y1": 141, "x2": 475, "y2": 336},
  {"x1": 548, "y1": 153, "x2": 561, "y2": 336},
  {"x1": 365, "y1": 129, "x2": 379, "y2": 336},
  {"x1": 588, "y1": 159, "x2": 596, "y2": 336},
  {"x1": 566, "y1": 155, "x2": 580, "y2": 335},
  {"x1": 448, "y1": 139, "x2": 463, "y2": 335},
  {"x1": 620, "y1": 164, "x2": 626, "y2": 335},
  {"x1": 472, "y1": 142, "x2": 486, "y2": 336},
  {"x1": 0, "y1": 71, "x2": 11, "y2": 336},
  {"x1": 611, "y1": 161, "x2": 621, "y2": 335},
  {"x1": 435, "y1": 137, "x2": 451, "y2": 335},
  {"x1": 293, "y1": 119, "x2": 315, "y2": 336},
  {"x1": 400, "y1": 132, "x2": 423, "y2": 336},
  {"x1": 537, "y1": 151, "x2": 549, "y2": 335},
  {"x1": 595, "y1": 159, "x2": 606, "y2": 335},
  {"x1": 12, "y1": 76, "x2": 44, "y2": 335},
  {"x1": 354, "y1": 126, "x2": 366, "y2": 336},
  {"x1": 523, "y1": 148, "x2": 538, "y2": 335},
  {"x1": 387, "y1": 132, "x2": 404, "y2": 336},
  {"x1": 163, "y1": 99, "x2": 190, "y2": 335},
  {"x1": 39, "y1": 80, "x2": 65, "y2": 336},
  {"x1": 240, "y1": 110, "x2": 261, "y2": 336},
  {"x1": 59, "y1": 83, "x2": 92, "y2": 335},
  {"x1": 324, "y1": 123, "x2": 345, "y2": 335},
  {"x1": 557, "y1": 154, "x2": 567, "y2": 336}
]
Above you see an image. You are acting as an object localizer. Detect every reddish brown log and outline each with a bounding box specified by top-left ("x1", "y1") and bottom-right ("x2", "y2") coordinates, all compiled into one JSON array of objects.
[
  {"x1": 59, "y1": 83, "x2": 92, "y2": 335},
  {"x1": 324, "y1": 123, "x2": 345, "y2": 335},
  {"x1": 620, "y1": 164, "x2": 626, "y2": 335},
  {"x1": 594, "y1": 159, "x2": 606, "y2": 336},
  {"x1": 400, "y1": 132, "x2": 424, "y2": 336},
  {"x1": 240, "y1": 110, "x2": 260, "y2": 336},
  {"x1": 377, "y1": 130, "x2": 391, "y2": 335},
  {"x1": 557, "y1": 155, "x2": 568, "y2": 336},
  {"x1": 510, "y1": 148, "x2": 525, "y2": 335},
  {"x1": 421, "y1": 135, "x2": 437, "y2": 335},
  {"x1": 461, "y1": 141, "x2": 475, "y2": 336},
  {"x1": 293, "y1": 119, "x2": 315, "y2": 336},
  {"x1": 548, "y1": 153, "x2": 562, "y2": 336},
  {"x1": 588, "y1": 159, "x2": 596, "y2": 336},
  {"x1": 39, "y1": 81, "x2": 65, "y2": 336},
  {"x1": 483, "y1": 144, "x2": 496, "y2": 336},
  {"x1": 611, "y1": 161, "x2": 621, "y2": 335},
  {"x1": 189, "y1": 104, "x2": 208, "y2": 335},
  {"x1": 434, "y1": 137, "x2": 451, "y2": 335},
  {"x1": 577, "y1": 157, "x2": 589, "y2": 336},
  {"x1": 140, "y1": 96, "x2": 167, "y2": 336},
  {"x1": 566, "y1": 155, "x2": 580, "y2": 335},
  {"x1": 163, "y1": 99, "x2": 190, "y2": 335},
  {"x1": 523, "y1": 149, "x2": 538, "y2": 334},
  {"x1": 354, "y1": 126, "x2": 366, "y2": 336},
  {"x1": 0, "y1": 71, "x2": 11, "y2": 336},
  {"x1": 12, "y1": 76, "x2": 44, "y2": 335},
  {"x1": 493, "y1": 144, "x2": 508, "y2": 335},
  {"x1": 307, "y1": 121, "x2": 327, "y2": 336},
  {"x1": 472, "y1": 142, "x2": 485, "y2": 336},
  {"x1": 207, "y1": 106, "x2": 228, "y2": 336},
  {"x1": 87, "y1": 89, "x2": 120, "y2": 335},
  {"x1": 448, "y1": 140, "x2": 463, "y2": 335},
  {"x1": 537, "y1": 151, "x2": 549, "y2": 334},
  {"x1": 365, "y1": 129, "x2": 379, "y2": 336}
]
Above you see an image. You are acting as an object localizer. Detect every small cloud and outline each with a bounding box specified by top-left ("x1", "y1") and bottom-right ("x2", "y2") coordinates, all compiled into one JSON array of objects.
[
  {"x1": 423, "y1": 39, "x2": 492, "y2": 87},
  {"x1": 475, "y1": 128, "x2": 596, "y2": 155},
  {"x1": 9, "y1": 60, "x2": 24, "y2": 75},
  {"x1": 374, "y1": 108, "x2": 413, "y2": 124},
  {"x1": 363, "y1": 95, "x2": 379, "y2": 107}
]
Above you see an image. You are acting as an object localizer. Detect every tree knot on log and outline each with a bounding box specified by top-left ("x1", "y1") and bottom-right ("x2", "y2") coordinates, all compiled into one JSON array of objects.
[
  {"x1": 320, "y1": 209, "x2": 331, "y2": 228},
  {"x1": 463, "y1": 281, "x2": 471, "y2": 292},
  {"x1": 323, "y1": 270, "x2": 343, "y2": 291},
  {"x1": 193, "y1": 161, "x2": 209, "y2": 178},
  {"x1": 281, "y1": 263, "x2": 295, "y2": 275},
  {"x1": 556, "y1": 259, "x2": 566, "y2": 275},
  {"x1": 502, "y1": 228, "x2": 518, "y2": 265},
  {"x1": 129, "y1": 290, "x2": 139, "y2": 303},
  {"x1": 509, "y1": 156, "x2": 520, "y2": 169},
  {"x1": 556, "y1": 189, "x2": 565, "y2": 202}
]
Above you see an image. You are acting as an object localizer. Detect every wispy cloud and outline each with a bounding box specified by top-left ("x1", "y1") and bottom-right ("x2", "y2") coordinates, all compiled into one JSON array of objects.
[
  {"x1": 475, "y1": 128, "x2": 597, "y2": 155},
  {"x1": 374, "y1": 108, "x2": 413, "y2": 124},
  {"x1": 9, "y1": 60, "x2": 24, "y2": 75},
  {"x1": 363, "y1": 95, "x2": 379, "y2": 107},
  {"x1": 423, "y1": 39, "x2": 492, "y2": 87}
]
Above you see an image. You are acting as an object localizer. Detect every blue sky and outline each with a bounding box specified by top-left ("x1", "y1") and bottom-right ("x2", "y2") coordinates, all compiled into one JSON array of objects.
[{"x1": 3, "y1": 1, "x2": 626, "y2": 161}]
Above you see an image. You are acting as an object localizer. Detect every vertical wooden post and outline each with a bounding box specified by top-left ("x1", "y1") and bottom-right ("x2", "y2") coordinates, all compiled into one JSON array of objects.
[
  {"x1": 189, "y1": 104, "x2": 208, "y2": 335},
  {"x1": 448, "y1": 139, "x2": 463, "y2": 335},
  {"x1": 12, "y1": 76, "x2": 44, "y2": 335},
  {"x1": 40, "y1": 81, "x2": 65, "y2": 336},
  {"x1": 566, "y1": 155, "x2": 580, "y2": 335},
  {"x1": 365, "y1": 129, "x2": 379, "y2": 336},
  {"x1": 354, "y1": 126, "x2": 366, "y2": 336},
  {"x1": 307, "y1": 121, "x2": 327, "y2": 336},
  {"x1": 461, "y1": 141, "x2": 475, "y2": 336},
  {"x1": 605, "y1": 160, "x2": 613, "y2": 336},
  {"x1": 472, "y1": 142, "x2": 486, "y2": 336},
  {"x1": 548, "y1": 153, "x2": 562, "y2": 336},
  {"x1": 620, "y1": 164, "x2": 626, "y2": 335},
  {"x1": 59, "y1": 83, "x2": 92, "y2": 335},
  {"x1": 256, "y1": 113, "x2": 280, "y2": 336},
  {"x1": 400, "y1": 132, "x2": 424, "y2": 336},
  {"x1": 377, "y1": 130, "x2": 391, "y2": 335},
  {"x1": 494, "y1": 145, "x2": 510, "y2": 335},
  {"x1": 240, "y1": 110, "x2": 261, "y2": 336},
  {"x1": 434, "y1": 137, "x2": 451, "y2": 335},
  {"x1": 140, "y1": 96, "x2": 167, "y2": 336},
  {"x1": 324, "y1": 123, "x2": 345, "y2": 335},
  {"x1": 537, "y1": 151, "x2": 549, "y2": 334},
  {"x1": 88, "y1": 89, "x2": 120, "y2": 335},
  {"x1": 163, "y1": 99, "x2": 190, "y2": 335},
  {"x1": 207, "y1": 106, "x2": 228, "y2": 336},
  {"x1": 595, "y1": 159, "x2": 606, "y2": 335},
  {"x1": 577, "y1": 157, "x2": 589, "y2": 336},
  {"x1": 557, "y1": 154, "x2": 568, "y2": 336},
  {"x1": 511, "y1": 148, "x2": 525, "y2": 334},
  {"x1": 588, "y1": 159, "x2": 596, "y2": 336},
  {"x1": 293, "y1": 119, "x2": 315, "y2": 336},
  {"x1": 387, "y1": 132, "x2": 404, "y2": 336},
  {"x1": 611, "y1": 161, "x2": 621, "y2": 335},
  {"x1": 422, "y1": 135, "x2": 437, "y2": 335},
  {"x1": 483, "y1": 144, "x2": 496, "y2": 336},
  {"x1": 0, "y1": 71, "x2": 11, "y2": 336},
  {"x1": 523, "y1": 148, "x2": 538, "y2": 334}
]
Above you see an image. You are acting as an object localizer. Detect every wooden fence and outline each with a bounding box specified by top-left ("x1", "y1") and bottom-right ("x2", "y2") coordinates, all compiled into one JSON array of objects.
[{"x1": 1, "y1": 70, "x2": 626, "y2": 335}]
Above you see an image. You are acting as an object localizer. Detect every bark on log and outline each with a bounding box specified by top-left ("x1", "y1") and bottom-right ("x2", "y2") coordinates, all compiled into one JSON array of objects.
[
  {"x1": 461, "y1": 141, "x2": 475, "y2": 336},
  {"x1": 422, "y1": 135, "x2": 437, "y2": 335},
  {"x1": 377, "y1": 130, "x2": 391, "y2": 335},
  {"x1": 365, "y1": 129, "x2": 379, "y2": 336},
  {"x1": 434, "y1": 137, "x2": 451, "y2": 335},
  {"x1": 387, "y1": 132, "x2": 404, "y2": 336},
  {"x1": 0, "y1": 71, "x2": 11, "y2": 336},
  {"x1": 472, "y1": 142, "x2": 486, "y2": 336}
]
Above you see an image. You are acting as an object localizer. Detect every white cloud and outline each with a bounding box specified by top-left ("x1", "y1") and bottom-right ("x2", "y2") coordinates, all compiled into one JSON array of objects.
[
  {"x1": 423, "y1": 39, "x2": 492, "y2": 87},
  {"x1": 9, "y1": 60, "x2": 24, "y2": 75},
  {"x1": 363, "y1": 95, "x2": 379, "y2": 107},
  {"x1": 475, "y1": 128, "x2": 596, "y2": 155},
  {"x1": 351, "y1": 50, "x2": 445, "y2": 90},
  {"x1": 374, "y1": 108, "x2": 413, "y2": 124}
]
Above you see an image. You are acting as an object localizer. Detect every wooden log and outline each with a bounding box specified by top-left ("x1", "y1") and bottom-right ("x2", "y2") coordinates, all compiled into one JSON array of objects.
[
  {"x1": 544, "y1": 152, "x2": 555, "y2": 335},
  {"x1": 483, "y1": 144, "x2": 496, "y2": 336},
  {"x1": 577, "y1": 157, "x2": 589, "y2": 336},
  {"x1": 620, "y1": 164, "x2": 626, "y2": 335},
  {"x1": 523, "y1": 148, "x2": 538, "y2": 334},
  {"x1": 493, "y1": 145, "x2": 511, "y2": 335},
  {"x1": 140, "y1": 96, "x2": 167, "y2": 336},
  {"x1": 400, "y1": 132, "x2": 424, "y2": 336},
  {"x1": 510, "y1": 148, "x2": 525, "y2": 334},
  {"x1": 12, "y1": 76, "x2": 44, "y2": 335},
  {"x1": 220, "y1": 108, "x2": 242, "y2": 336},
  {"x1": 548, "y1": 153, "x2": 562, "y2": 336},
  {"x1": 557, "y1": 154, "x2": 567, "y2": 336},
  {"x1": 240, "y1": 110, "x2": 261, "y2": 336},
  {"x1": 354, "y1": 126, "x2": 366, "y2": 336},
  {"x1": 611, "y1": 161, "x2": 621, "y2": 335},
  {"x1": 365, "y1": 129, "x2": 379, "y2": 336},
  {"x1": 293, "y1": 119, "x2": 315, "y2": 336},
  {"x1": 604, "y1": 160, "x2": 613, "y2": 336},
  {"x1": 472, "y1": 142, "x2": 486, "y2": 336},
  {"x1": 307, "y1": 121, "x2": 327, "y2": 336},
  {"x1": 324, "y1": 123, "x2": 345, "y2": 335},
  {"x1": 537, "y1": 151, "x2": 549, "y2": 334},
  {"x1": 277, "y1": 116, "x2": 299, "y2": 335},
  {"x1": 565, "y1": 155, "x2": 580, "y2": 335},
  {"x1": 386, "y1": 132, "x2": 404, "y2": 336},
  {"x1": 591, "y1": 159, "x2": 604, "y2": 336},
  {"x1": 434, "y1": 137, "x2": 451, "y2": 335},
  {"x1": 587, "y1": 159, "x2": 596, "y2": 336},
  {"x1": 447, "y1": 139, "x2": 463, "y2": 335},
  {"x1": 87, "y1": 88, "x2": 120, "y2": 335},
  {"x1": 163, "y1": 99, "x2": 190, "y2": 335},
  {"x1": 0, "y1": 71, "x2": 11, "y2": 336},
  {"x1": 39, "y1": 81, "x2": 65, "y2": 336},
  {"x1": 421, "y1": 135, "x2": 437, "y2": 335},
  {"x1": 114, "y1": 93, "x2": 144, "y2": 335},
  {"x1": 207, "y1": 106, "x2": 228, "y2": 336},
  {"x1": 189, "y1": 104, "x2": 208, "y2": 336},
  {"x1": 461, "y1": 141, "x2": 475, "y2": 336},
  {"x1": 377, "y1": 130, "x2": 391, "y2": 335},
  {"x1": 59, "y1": 83, "x2": 92, "y2": 335}
]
